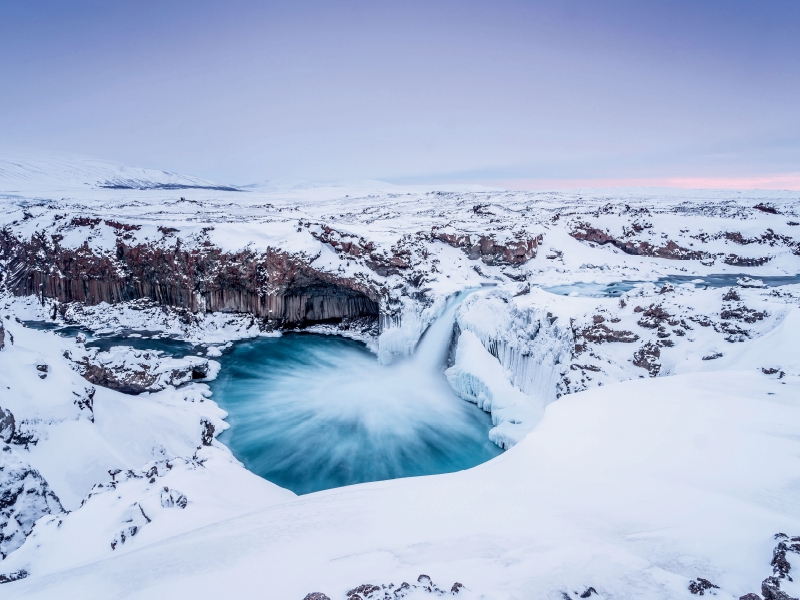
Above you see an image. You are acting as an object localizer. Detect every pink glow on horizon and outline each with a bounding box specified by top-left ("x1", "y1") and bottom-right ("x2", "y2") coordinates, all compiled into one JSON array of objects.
[{"x1": 485, "y1": 173, "x2": 800, "y2": 191}]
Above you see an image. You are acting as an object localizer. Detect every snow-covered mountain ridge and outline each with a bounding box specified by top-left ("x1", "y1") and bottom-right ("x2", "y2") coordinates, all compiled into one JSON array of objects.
[
  {"x1": 0, "y1": 154, "x2": 241, "y2": 192},
  {"x1": 0, "y1": 156, "x2": 799, "y2": 599}
]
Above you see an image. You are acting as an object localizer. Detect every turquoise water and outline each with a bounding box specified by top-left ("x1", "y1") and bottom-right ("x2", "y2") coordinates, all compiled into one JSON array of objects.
[
  {"x1": 26, "y1": 319, "x2": 501, "y2": 495},
  {"x1": 209, "y1": 333, "x2": 501, "y2": 495}
]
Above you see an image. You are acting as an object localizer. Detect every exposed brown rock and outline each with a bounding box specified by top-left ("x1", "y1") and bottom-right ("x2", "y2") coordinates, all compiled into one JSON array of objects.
[
  {"x1": 721, "y1": 306, "x2": 767, "y2": 324},
  {"x1": 636, "y1": 305, "x2": 677, "y2": 329},
  {"x1": 431, "y1": 227, "x2": 542, "y2": 265},
  {"x1": 570, "y1": 222, "x2": 708, "y2": 260},
  {"x1": 1, "y1": 230, "x2": 380, "y2": 326},
  {"x1": 579, "y1": 323, "x2": 639, "y2": 344}
]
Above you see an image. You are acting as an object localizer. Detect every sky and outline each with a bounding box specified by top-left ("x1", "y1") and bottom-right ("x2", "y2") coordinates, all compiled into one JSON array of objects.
[{"x1": 1, "y1": 0, "x2": 799, "y2": 188}]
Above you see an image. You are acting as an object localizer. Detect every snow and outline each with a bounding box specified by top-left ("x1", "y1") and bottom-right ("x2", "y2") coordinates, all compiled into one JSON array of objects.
[
  {"x1": 5, "y1": 366, "x2": 800, "y2": 599},
  {"x1": 1, "y1": 154, "x2": 800, "y2": 598}
]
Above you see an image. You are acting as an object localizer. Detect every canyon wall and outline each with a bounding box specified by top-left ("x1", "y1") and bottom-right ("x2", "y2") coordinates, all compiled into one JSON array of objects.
[{"x1": 0, "y1": 230, "x2": 380, "y2": 326}]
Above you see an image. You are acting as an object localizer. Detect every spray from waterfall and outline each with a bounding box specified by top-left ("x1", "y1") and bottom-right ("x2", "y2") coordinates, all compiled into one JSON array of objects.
[{"x1": 209, "y1": 289, "x2": 500, "y2": 494}]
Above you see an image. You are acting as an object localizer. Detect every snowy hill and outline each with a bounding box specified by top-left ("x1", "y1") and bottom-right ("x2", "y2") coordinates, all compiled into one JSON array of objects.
[
  {"x1": 0, "y1": 154, "x2": 241, "y2": 193},
  {"x1": 0, "y1": 155, "x2": 799, "y2": 599}
]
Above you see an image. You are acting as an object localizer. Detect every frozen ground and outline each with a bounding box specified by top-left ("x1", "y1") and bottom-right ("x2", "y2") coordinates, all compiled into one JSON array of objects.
[{"x1": 0, "y1": 156, "x2": 799, "y2": 599}]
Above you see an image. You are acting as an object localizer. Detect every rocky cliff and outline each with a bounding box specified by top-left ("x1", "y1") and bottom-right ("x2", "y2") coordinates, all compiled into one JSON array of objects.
[{"x1": 0, "y1": 227, "x2": 380, "y2": 327}]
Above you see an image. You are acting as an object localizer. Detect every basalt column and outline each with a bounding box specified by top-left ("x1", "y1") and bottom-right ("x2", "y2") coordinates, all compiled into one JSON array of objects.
[{"x1": 0, "y1": 231, "x2": 380, "y2": 326}]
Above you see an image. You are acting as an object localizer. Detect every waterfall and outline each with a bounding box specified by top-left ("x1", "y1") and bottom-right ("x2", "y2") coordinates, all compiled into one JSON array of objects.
[{"x1": 411, "y1": 290, "x2": 474, "y2": 372}]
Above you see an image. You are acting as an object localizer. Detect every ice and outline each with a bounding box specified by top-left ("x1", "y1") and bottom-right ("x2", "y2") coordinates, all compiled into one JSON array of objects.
[{"x1": 446, "y1": 330, "x2": 542, "y2": 448}]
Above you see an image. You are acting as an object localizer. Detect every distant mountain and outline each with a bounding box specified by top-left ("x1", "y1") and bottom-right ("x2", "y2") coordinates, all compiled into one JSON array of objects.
[{"x1": 0, "y1": 154, "x2": 242, "y2": 192}]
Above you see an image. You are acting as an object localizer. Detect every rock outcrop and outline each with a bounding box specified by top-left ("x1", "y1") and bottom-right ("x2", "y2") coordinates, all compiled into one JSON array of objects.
[
  {"x1": 0, "y1": 230, "x2": 380, "y2": 327},
  {"x1": 570, "y1": 222, "x2": 709, "y2": 260},
  {"x1": 0, "y1": 445, "x2": 64, "y2": 559},
  {"x1": 75, "y1": 348, "x2": 210, "y2": 395},
  {"x1": 432, "y1": 227, "x2": 542, "y2": 266}
]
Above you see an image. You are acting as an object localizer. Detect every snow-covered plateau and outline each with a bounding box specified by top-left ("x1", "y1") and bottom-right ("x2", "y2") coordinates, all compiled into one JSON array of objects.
[{"x1": 0, "y1": 156, "x2": 799, "y2": 599}]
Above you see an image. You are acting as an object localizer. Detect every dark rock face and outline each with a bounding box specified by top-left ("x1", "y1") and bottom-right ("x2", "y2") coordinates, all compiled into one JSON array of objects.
[
  {"x1": 200, "y1": 418, "x2": 215, "y2": 446},
  {"x1": 688, "y1": 578, "x2": 719, "y2": 595},
  {"x1": 740, "y1": 533, "x2": 800, "y2": 600},
  {"x1": 633, "y1": 342, "x2": 661, "y2": 376},
  {"x1": 579, "y1": 323, "x2": 639, "y2": 345},
  {"x1": 570, "y1": 222, "x2": 707, "y2": 260},
  {"x1": 0, "y1": 321, "x2": 4, "y2": 351},
  {"x1": 331, "y1": 574, "x2": 466, "y2": 599},
  {"x1": 303, "y1": 594, "x2": 331, "y2": 600},
  {"x1": 1, "y1": 230, "x2": 380, "y2": 327},
  {"x1": 0, "y1": 410, "x2": 13, "y2": 444},
  {"x1": 309, "y1": 225, "x2": 411, "y2": 276},
  {"x1": 0, "y1": 445, "x2": 64, "y2": 560},
  {"x1": 723, "y1": 288, "x2": 741, "y2": 302},
  {"x1": 160, "y1": 487, "x2": 188, "y2": 509},
  {"x1": 721, "y1": 306, "x2": 767, "y2": 324},
  {"x1": 0, "y1": 570, "x2": 28, "y2": 584},
  {"x1": 73, "y1": 386, "x2": 95, "y2": 421},
  {"x1": 0, "y1": 406, "x2": 40, "y2": 447},
  {"x1": 76, "y1": 350, "x2": 209, "y2": 395},
  {"x1": 431, "y1": 228, "x2": 542, "y2": 266},
  {"x1": 636, "y1": 305, "x2": 680, "y2": 329},
  {"x1": 754, "y1": 203, "x2": 780, "y2": 214},
  {"x1": 724, "y1": 254, "x2": 773, "y2": 267}
]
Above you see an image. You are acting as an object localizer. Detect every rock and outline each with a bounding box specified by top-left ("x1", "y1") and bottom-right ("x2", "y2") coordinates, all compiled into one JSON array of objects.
[
  {"x1": 636, "y1": 305, "x2": 675, "y2": 329},
  {"x1": 721, "y1": 306, "x2": 767, "y2": 324},
  {"x1": 72, "y1": 386, "x2": 95, "y2": 421},
  {"x1": 110, "y1": 502, "x2": 150, "y2": 550},
  {"x1": 578, "y1": 323, "x2": 639, "y2": 344},
  {"x1": 580, "y1": 587, "x2": 598, "y2": 598},
  {"x1": 0, "y1": 410, "x2": 14, "y2": 444},
  {"x1": 633, "y1": 342, "x2": 661, "y2": 376},
  {"x1": 754, "y1": 203, "x2": 780, "y2": 214},
  {"x1": 347, "y1": 584, "x2": 380, "y2": 598},
  {"x1": 761, "y1": 576, "x2": 794, "y2": 600},
  {"x1": 200, "y1": 418, "x2": 215, "y2": 446},
  {"x1": 431, "y1": 227, "x2": 542, "y2": 265},
  {"x1": 35, "y1": 361, "x2": 48, "y2": 379},
  {"x1": 724, "y1": 255, "x2": 772, "y2": 267},
  {"x1": 771, "y1": 534, "x2": 800, "y2": 580},
  {"x1": 740, "y1": 594, "x2": 762, "y2": 600},
  {"x1": 77, "y1": 348, "x2": 211, "y2": 395},
  {"x1": 570, "y1": 222, "x2": 708, "y2": 260},
  {"x1": 160, "y1": 487, "x2": 188, "y2": 509},
  {"x1": 303, "y1": 595, "x2": 331, "y2": 600},
  {"x1": 723, "y1": 288, "x2": 741, "y2": 301},
  {"x1": 75, "y1": 332, "x2": 86, "y2": 344},
  {"x1": 688, "y1": 578, "x2": 719, "y2": 595},
  {"x1": 0, "y1": 445, "x2": 64, "y2": 559},
  {"x1": 0, "y1": 569, "x2": 28, "y2": 584},
  {"x1": 703, "y1": 352, "x2": 723, "y2": 361},
  {"x1": 0, "y1": 230, "x2": 380, "y2": 327}
]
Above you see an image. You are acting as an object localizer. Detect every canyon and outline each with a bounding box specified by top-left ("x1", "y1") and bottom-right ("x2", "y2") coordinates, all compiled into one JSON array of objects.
[{"x1": 0, "y1": 157, "x2": 799, "y2": 600}]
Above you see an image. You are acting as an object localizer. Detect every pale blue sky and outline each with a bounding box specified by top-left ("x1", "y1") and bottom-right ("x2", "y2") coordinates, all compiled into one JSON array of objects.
[{"x1": 1, "y1": 1, "x2": 798, "y2": 185}]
